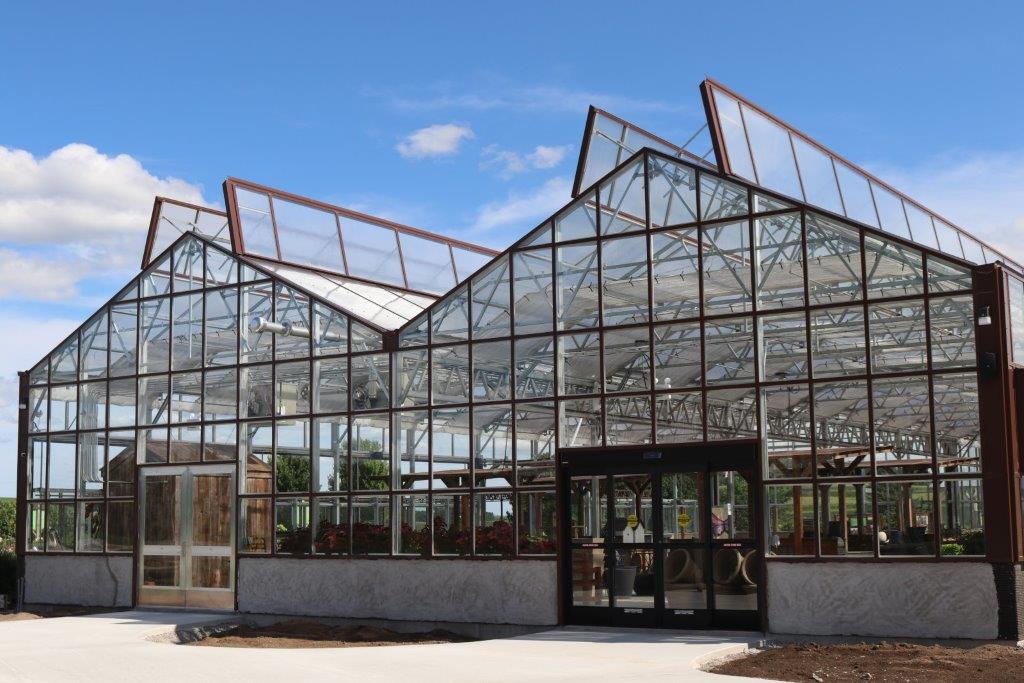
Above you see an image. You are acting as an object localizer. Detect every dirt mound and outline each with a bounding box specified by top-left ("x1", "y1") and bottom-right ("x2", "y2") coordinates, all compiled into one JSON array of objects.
[{"x1": 191, "y1": 620, "x2": 476, "y2": 649}]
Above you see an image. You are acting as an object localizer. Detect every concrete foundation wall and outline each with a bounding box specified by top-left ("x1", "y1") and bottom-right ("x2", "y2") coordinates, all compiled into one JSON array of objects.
[
  {"x1": 23, "y1": 555, "x2": 133, "y2": 607},
  {"x1": 768, "y1": 561, "x2": 998, "y2": 639},
  {"x1": 238, "y1": 558, "x2": 557, "y2": 626}
]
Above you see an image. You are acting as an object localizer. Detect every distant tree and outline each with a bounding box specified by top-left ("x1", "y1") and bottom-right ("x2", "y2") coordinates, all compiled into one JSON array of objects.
[{"x1": 0, "y1": 499, "x2": 15, "y2": 551}]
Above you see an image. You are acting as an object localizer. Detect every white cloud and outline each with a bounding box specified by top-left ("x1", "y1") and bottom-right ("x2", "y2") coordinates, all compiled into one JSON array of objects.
[
  {"x1": 481, "y1": 144, "x2": 571, "y2": 178},
  {"x1": 0, "y1": 143, "x2": 212, "y2": 301},
  {"x1": 470, "y1": 176, "x2": 571, "y2": 234},
  {"x1": 395, "y1": 123, "x2": 474, "y2": 159},
  {"x1": 869, "y1": 149, "x2": 1024, "y2": 263}
]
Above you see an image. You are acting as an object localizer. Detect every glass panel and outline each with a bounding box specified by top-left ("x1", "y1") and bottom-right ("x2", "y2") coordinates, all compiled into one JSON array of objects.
[
  {"x1": 938, "y1": 479, "x2": 984, "y2": 556},
  {"x1": 930, "y1": 295, "x2": 976, "y2": 369},
  {"x1": 655, "y1": 393, "x2": 703, "y2": 443},
  {"x1": 313, "y1": 497, "x2": 348, "y2": 555},
  {"x1": 239, "y1": 498, "x2": 272, "y2": 553},
  {"x1": 710, "y1": 470, "x2": 753, "y2": 540},
  {"x1": 394, "y1": 410, "x2": 429, "y2": 490},
  {"x1": 556, "y1": 242, "x2": 599, "y2": 330},
  {"x1": 137, "y1": 374, "x2": 169, "y2": 425},
  {"x1": 28, "y1": 387, "x2": 47, "y2": 433},
  {"x1": 813, "y1": 380, "x2": 871, "y2": 478},
  {"x1": 819, "y1": 482, "x2": 874, "y2": 556},
  {"x1": 871, "y1": 183, "x2": 911, "y2": 240},
  {"x1": 653, "y1": 322, "x2": 701, "y2": 390},
  {"x1": 569, "y1": 475, "x2": 607, "y2": 542},
  {"x1": 240, "y1": 364, "x2": 272, "y2": 418},
  {"x1": 138, "y1": 427, "x2": 168, "y2": 464},
  {"x1": 45, "y1": 502, "x2": 75, "y2": 551},
  {"x1": 275, "y1": 498, "x2": 311, "y2": 554},
  {"x1": 702, "y1": 220, "x2": 752, "y2": 315},
  {"x1": 933, "y1": 220, "x2": 965, "y2": 260},
  {"x1": 29, "y1": 359, "x2": 48, "y2": 386},
  {"x1": 650, "y1": 229, "x2": 700, "y2": 321},
  {"x1": 791, "y1": 137, "x2": 842, "y2": 214},
  {"x1": 49, "y1": 384, "x2": 77, "y2": 432},
  {"x1": 759, "y1": 312, "x2": 808, "y2": 381},
  {"x1": 762, "y1": 384, "x2": 813, "y2": 478},
  {"x1": 472, "y1": 340, "x2": 512, "y2": 402},
  {"x1": 810, "y1": 306, "x2": 866, "y2": 377},
  {"x1": 662, "y1": 472, "x2": 704, "y2": 541},
  {"x1": 171, "y1": 236, "x2": 204, "y2": 292},
  {"x1": 431, "y1": 407, "x2": 470, "y2": 489},
  {"x1": 205, "y1": 245, "x2": 237, "y2": 286},
  {"x1": 399, "y1": 313, "x2": 430, "y2": 348},
  {"x1": 863, "y1": 235, "x2": 924, "y2": 299},
  {"x1": 139, "y1": 298, "x2": 170, "y2": 375},
  {"x1": 766, "y1": 484, "x2": 814, "y2": 556},
  {"x1": 572, "y1": 548, "x2": 609, "y2": 607},
  {"x1": 203, "y1": 368, "x2": 237, "y2": 421},
  {"x1": 352, "y1": 495, "x2": 390, "y2": 554},
  {"x1": 755, "y1": 212, "x2": 804, "y2": 310},
  {"x1": 241, "y1": 422, "x2": 272, "y2": 494},
  {"x1": 605, "y1": 395, "x2": 652, "y2": 445},
  {"x1": 473, "y1": 405, "x2": 513, "y2": 487},
  {"x1": 514, "y1": 401, "x2": 555, "y2": 486},
  {"x1": 431, "y1": 287, "x2": 469, "y2": 343},
  {"x1": 664, "y1": 547, "x2": 708, "y2": 610},
  {"x1": 350, "y1": 321, "x2": 383, "y2": 352},
  {"x1": 107, "y1": 500, "x2": 133, "y2": 552},
  {"x1": 603, "y1": 328, "x2": 651, "y2": 393},
  {"x1": 933, "y1": 373, "x2": 980, "y2": 474},
  {"x1": 393, "y1": 350, "x2": 427, "y2": 408},
  {"x1": 351, "y1": 413, "x2": 390, "y2": 491},
  {"x1": 26, "y1": 503, "x2": 45, "y2": 552},
  {"x1": 351, "y1": 353, "x2": 390, "y2": 410},
  {"x1": 28, "y1": 436, "x2": 46, "y2": 499},
  {"x1": 396, "y1": 494, "x2": 429, "y2": 555},
  {"x1": 169, "y1": 293, "x2": 203, "y2": 371},
  {"x1": 700, "y1": 173, "x2": 748, "y2": 221},
  {"x1": 1011, "y1": 276, "x2": 1024, "y2": 364},
  {"x1": 203, "y1": 423, "x2": 237, "y2": 462},
  {"x1": 169, "y1": 372, "x2": 201, "y2": 423},
  {"x1": 706, "y1": 387, "x2": 757, "y2": 441},
  {"x1": 431, "y1": 345, "x2": 469, "y2": 404},
  {"x1": 76, "y1": 432, "x2": 104, "y2": 497},
  {"x1": 868, "y1": 300, "x2": 928, "y2": 373},
  {"x1": 742, "y1": 105, "x2": 802, "y2": 198},
  {"x1": 203, "y1": 287, "x2": 237, "y2": 366},
  {"x1": 601, "y1": 234, "x2": 649, "y2": 325},
  {"x1": 400, "y1": 234, "x2": 456, "y2": 292},
  {"x1": 313, "y1": 301, "x2": 348, "y2": 356},
  {"x1": 169, "y1": 424, "x2": 201, "y2": 463},
  {"x1": 433, "y1": 493, "x2": 471, "y2": 556},
  {"x1": 470, "y1": 257, "x2": 511, "y2": 339},
  {"x1": 558, "y1": 332, "x2": 600, "y2": 396},
  {"x1": 141, "y1": 252, "x2": 172, "y2": 298},
  {"x1": 109, "y1": 303, "x2": 138, "y2": 377},
  {"x1": 518, "y1": 491, "x2": 556, "y2": 555},
  {"x1": 240, "y1": 282, "x2": 274, "y2": 364},
  {"x1": 877, "y1": 481, "x2": 934, "y2": 556},
  {"x1": 560, "y1": 398, "x2": 602, "y2": 448},
  {"x1": 473, "y1": 492, "x2": 513, "y2": 556},
  {"x1": 274, "y1": 284, "x2": 311, "y2": 360},
  {"x1": 647, "y1": 155, "x2": 697, "y2": 228},
  {"x1": 80, "y1": 311, "x2": 108, "y2": 380},
  {"x1": 512, "y1": 248, "x2": 554, "y2": 335},
  {"x1": 452, "y1": 247, "x2": 492, "y2": 281},
  {"x1": 873, "y1": 376, "x2": 932, "y2": 476},
  {"x1": 554, "y1": 192, "x2": 598, "y2": 242},
  {"x1": 927, "y1": 256, "x2": 973, "y2": 294},
  {"x1": 834, "y1": 162, "x2": 878, "y2": 227},
  {"x1": 77, "y1": 381, "x2": 106, "y2": 431},
  {"x1": 273, "y1": 197, "x2": 345, "y2": 272},
  {"x1": 711, "y1": 89, "x2": 756, "y2": 182},
  {"x1": 339, "y1": 216, "x2": 404, "y2": 288},
  {"x1": 514, "y1": 337, "x2": 555, "y2": 399},
  {"x1": 598, "y1": 158, "x2": 646, "y2": 235},
  {"x1": 704, "y1": 317, "x2": 755, "y2": 385},
  {"x1": 276, "y1": 419, "x2": 311, "y2": 493},
  {"x1": 236, "y1": 188, "x2": 278, "y2": 258},
  {"x1": 315, "y1": 416, "x2": 349, "y2": 492},
  {"x1": 805, "y1": 213, "x2": 863, "y2": 305}
]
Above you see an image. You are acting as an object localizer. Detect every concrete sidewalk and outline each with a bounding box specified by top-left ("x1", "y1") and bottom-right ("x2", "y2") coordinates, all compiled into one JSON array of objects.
[{"x1": 0, "y1": 610, "x2": 764, "y2": 682}]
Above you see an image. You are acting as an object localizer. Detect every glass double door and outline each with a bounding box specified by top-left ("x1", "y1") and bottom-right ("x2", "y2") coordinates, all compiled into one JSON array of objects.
[
  {"x1": 563, "y1": 460, "x2": 760, "y2": 629},
  {"x1": 138, "y1": 464, "x2": 235, "y2": 610}
]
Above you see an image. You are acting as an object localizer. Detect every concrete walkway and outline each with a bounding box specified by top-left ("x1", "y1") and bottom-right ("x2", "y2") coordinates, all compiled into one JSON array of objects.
[{"x1": 0, "y1": 610, "x2": 765, "y2": 682}]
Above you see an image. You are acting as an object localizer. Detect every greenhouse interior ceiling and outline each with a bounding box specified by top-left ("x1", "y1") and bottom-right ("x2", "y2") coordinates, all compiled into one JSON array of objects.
[{"x1": 17, "y1": 76, "x2": 1024, "y2": 625}]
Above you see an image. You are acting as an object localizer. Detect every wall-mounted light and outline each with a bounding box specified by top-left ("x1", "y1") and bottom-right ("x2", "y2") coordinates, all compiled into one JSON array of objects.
[{"x1": 977, "y1": 306, "x2": 992, "y2": 326}]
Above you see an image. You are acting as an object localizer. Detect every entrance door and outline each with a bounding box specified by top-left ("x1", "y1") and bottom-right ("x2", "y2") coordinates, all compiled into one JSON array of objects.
[
  {"x1": 138, "y1": 464, "x2": 235, "y2": 610},
  {"x1": 561, "y1": 448, "x2": 761, "y2": 630}
]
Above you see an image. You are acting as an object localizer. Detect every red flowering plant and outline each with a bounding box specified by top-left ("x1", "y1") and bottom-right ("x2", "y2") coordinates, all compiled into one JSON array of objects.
[
  {"x1": 517, "y1": 525, "x2": 556, "y2": 554},
  {"x1": 276, "y1": 525, "x2": 311, "y2": 554},
  {"x1": 475, "y1": 520, "x2": 516, "y2": 557},
  {"x1": 399, "y1": 522, "x2": 431, "y2": 556},
  {"x1": 432, "y1": 515, "x2": 471, "y2": 556},
  {"x1": 351, "y1": 521, "x2": 390, "y2": 554},
  {"x1": 314, "y1": 522, "x2": 349, "y2": 555}
]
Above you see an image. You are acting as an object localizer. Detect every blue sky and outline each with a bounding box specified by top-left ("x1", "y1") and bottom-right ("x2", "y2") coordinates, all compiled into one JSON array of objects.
[{"x1": 1, "y1": 1, "x2": 1023, "y2": 495}]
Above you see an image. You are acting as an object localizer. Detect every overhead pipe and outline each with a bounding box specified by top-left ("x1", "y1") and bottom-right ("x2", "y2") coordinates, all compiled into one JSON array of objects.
[{"x1": 248, "y1": 316, "x2": 344, "y2": 343}]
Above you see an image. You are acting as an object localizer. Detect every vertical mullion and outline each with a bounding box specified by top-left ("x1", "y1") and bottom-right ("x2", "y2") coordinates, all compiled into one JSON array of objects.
[
  {"x1": 799, "y1": 209, "x2": 817, "y2": 558},
  {"x1": 858, "y1": 228, "x2": 879, "y2": 559},
  {"x1": 644, "y1": 153, "x2": 656, "y2": 446},
  {"x1": 922, "y1": 253, "x2": 940, "y2": 558}
]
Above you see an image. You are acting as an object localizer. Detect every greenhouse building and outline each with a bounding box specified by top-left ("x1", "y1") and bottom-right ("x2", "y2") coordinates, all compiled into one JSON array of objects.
[{"x1": 15, "y1": 79, "x2": 1024, "y2": 640}]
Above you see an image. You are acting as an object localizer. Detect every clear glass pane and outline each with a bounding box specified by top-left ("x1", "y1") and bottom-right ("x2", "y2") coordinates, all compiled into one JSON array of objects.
[
  {"x1": 273, "y1": 197, "x2": 345, "y2": 272},
  {"x1": 512, "y1": 248, "x2": 554, "y2": 335},
  {"x1": 598, "y1": 159, "x2": 646, "y2": 235},
  {"x1": 601, "y1": 235, "x2": 649, "y2": 326},
  {"x1": 702, "y1": 220, "x2": 752, "y2": 315},
  {"x1": 806, "y1": 213, "x2": 863, "y2": 305},
  {"x1": 339, "y1": 216, "x2": 404, "y2": 287},
  {"x1": 647, "y1": 155, "x2": 698, "y2": 228},
  {"x1": 236, "y1": 188, "x2": 278, "y2": 258},
  {"x1": 650, "y1": 229, "x2": 700, "y2": 321},
  {"x1": 470, "y1": 256, "x2": 511, "y2": 339},
  {"x1": 556, "y1": 242, "x2": 600, "y2": 330},
  {"x1": 755, "y1": 212, "x2": 804, "y2": 310}
]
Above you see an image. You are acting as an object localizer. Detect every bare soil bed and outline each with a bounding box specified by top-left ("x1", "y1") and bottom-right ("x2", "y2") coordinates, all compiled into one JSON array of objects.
[
  {"x1": 0, "y1": 605, "x2": 118, "y2": 622},
  {"x1": 709, "y1": 641, "x2": 1024, "y2": 682},
  {"x1": 190, "y1": 620, "x2": 478, "y2": 649}
]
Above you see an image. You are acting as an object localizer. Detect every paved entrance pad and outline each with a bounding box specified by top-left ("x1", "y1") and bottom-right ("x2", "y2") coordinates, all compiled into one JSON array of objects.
[{"x1": 0, "y1": 610, "x2": 762, "y2": 682}]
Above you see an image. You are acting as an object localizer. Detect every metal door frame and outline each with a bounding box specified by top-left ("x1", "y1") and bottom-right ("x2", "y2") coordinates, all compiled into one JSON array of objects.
[{"x1": 138, "y1": 463, "x2": 236, "y2": 610}]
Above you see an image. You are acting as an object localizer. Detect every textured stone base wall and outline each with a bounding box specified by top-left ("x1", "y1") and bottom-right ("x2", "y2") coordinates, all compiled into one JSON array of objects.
[
  {"x1": 23, "y1": 555, "x2": 133, "y2": 607},
  {"x1": 238, "y1": 558, "x2": 557, "y2": 625},
  {"x1": 767, "y1": 561, "x2": 998, "y2": 639}
]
